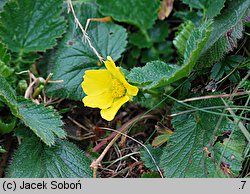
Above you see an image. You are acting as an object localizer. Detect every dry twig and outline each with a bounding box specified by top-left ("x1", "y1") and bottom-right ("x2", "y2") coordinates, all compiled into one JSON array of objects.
[
  {"x1": 67, "y1": 0, "x2": 103, "y2": 62},
  {"x1": 180, "y1": 91, "x2": 250, "y2": 103},
  {"x1": 90, "y1": 114, "x2": 163, "y2": 178},
  {"x1": 97, "y1": 127, "x2": 164, "y2": 178},
  {"x1": 92, "y1": 114, "x2": 155, "y2": 152}
]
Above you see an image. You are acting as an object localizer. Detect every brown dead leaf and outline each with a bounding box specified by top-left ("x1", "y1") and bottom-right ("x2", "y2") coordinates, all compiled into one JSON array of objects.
[{"x1": 158, "y1": 0, "x2": 174, "y2": 20}]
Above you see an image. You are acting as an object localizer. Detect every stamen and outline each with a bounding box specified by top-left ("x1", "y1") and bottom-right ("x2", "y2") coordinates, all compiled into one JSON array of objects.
[{"x1": 111, "y1": 79, "x2": 126, "y2": 98}]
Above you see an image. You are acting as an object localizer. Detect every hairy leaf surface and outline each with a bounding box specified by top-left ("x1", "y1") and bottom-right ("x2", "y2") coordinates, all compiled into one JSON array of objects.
[{"x1": 8, "y1": 138, "x2": 92, "y2": 178}]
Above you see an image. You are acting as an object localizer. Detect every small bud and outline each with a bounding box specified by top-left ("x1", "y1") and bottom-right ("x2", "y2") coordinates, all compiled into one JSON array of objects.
[{"x1": 17, "y1": 80, "x2": 28, "y2": 95}]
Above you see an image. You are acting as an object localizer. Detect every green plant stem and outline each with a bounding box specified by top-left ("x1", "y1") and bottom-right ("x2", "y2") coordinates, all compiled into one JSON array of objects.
[
  {"x1": 181, "y1": 91, "x2": 250, "y2": 103},
  {"x1": 145, "y1": 128, "x2": 158, "y2": 144},
  {"x1": 32, "y1": 85, "x2": 44, "y2": 99},
  {"x1": 140, "y1": 29, "x2": 151, "y2": 43},
  {"x1": 165, "y1": 94, "x2": 250, "y2": 121},
  {"x1": 213, "y1": 97, "x2": 250, "y2": 177},
  {"x1": 221, "y1": 98, "x2": 250, "y2": 143},
  {"x1": 232, "y1": 70, "x2": 250, "y2": 95},
  {"x1": 170, "y1": 105, "x2": 250, "y2": 117}
]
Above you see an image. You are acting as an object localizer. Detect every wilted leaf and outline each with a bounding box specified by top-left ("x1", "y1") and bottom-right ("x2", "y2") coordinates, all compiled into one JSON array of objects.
[
  {"x1": 158, "y1": 0, "x2": 174, "y2": 20},
  {"x1": 152, "y1": 134, "x2": 171, "y2": 147}
]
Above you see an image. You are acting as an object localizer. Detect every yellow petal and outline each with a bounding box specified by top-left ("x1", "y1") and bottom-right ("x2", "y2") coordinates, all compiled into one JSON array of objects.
[
  {"x1": 82, "y1": 69, "x2": 112, "y2": 96},
  {"x1": 104, "y1": 56, "x2": 139, "y2": 97},
  {"x1": 104, "y1": 56, "x2": 118, "y2": 75},
  {"x1": 104, "y1": 56, "x2": 126, "y2": 82},
  {"x1": 100, "y1": 95, "x2": 129, "y2": 121},
  {"x1": 82, "y1": 92, "x2": 114, "y2": 109},
  {"x1": 125, "y1": 83, "x2": 139, "y2": 97}
]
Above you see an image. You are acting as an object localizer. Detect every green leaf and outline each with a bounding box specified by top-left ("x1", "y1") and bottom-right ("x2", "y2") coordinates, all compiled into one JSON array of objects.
[
  {"x1": 0, "y1": 74, "x2": 18, "y2": 115},
  {"x1": 198, "y1": 20, "x2": 245, "y2": 68},
  {"x1": 46, "y1": 3, "x2": 127, "y2": 100},
  {"x1": 141, "y1": 172, "x2": 161, "y2": 178},
  {"x1": 0, "y1": 0, "x2": 5, "y2": 10},
  {"x1": 173, "y1": 21, "x2": 195, "y2": 55},
  {"x1": 182, "y1": 0, "x2": 226, "y2": 18},
  {"x1": 127, "y1": 21, "x2": 212, "y2": 89},
  {"x1": 140, "y1": 42, "x2": 173, "y2": 63},
  {"x1": 0, "y1": 41, "x2": 14, "y2": 78},
  {"x1": 96, "y1": 0, "x2": 160, "y2": 30},
  {"x1": 211, "y1": 55, "x2": 244, "y2": 82},
  {"x1": 205, "y1": 0, "x2": 226, "y2": 18},
  {"x1": 0, "y1": 145, "x2": 6, "y2": 153},
  {"x1": 172, "y1": 21, "x2": 212, "y2": 81},
  {"x1": 0, "y1": 41, "x2": 10, "y2": 64},
  {"x1": 211, "y1": 63, "x2": 225, "y2": 81},
  {"x1": 0, "y1": 116, "x2": 17, "y2": 134},
  {"x1": 133, "y1": 92, "x2": 166, "y2": 109},
  {"x1": 148, "y1": 21, "x2": 170, "y2": 43},
  {"x1": 8, "y1": 137, "x2": 92, "y2": 178},
  {"x1": 199, "y1": 0, "x2": 250, "y2": 67},
  {"x1": 0, "y1": 0, "x2": 66, "y2": 54},
  {"x1": 160, "y1": 99, "x2": 246, "y2": 177},
  {"x1": 207, "y1": 128, "x2": 246, "y2": 177},
  {"x1": 129, "y1": 31, "x2": 153, "y2": 49},
  {"x1": 205, "y1": 0, "x2": 249, "y2": 50},
  {"x1": 0, "y1": 75, "x2": 65, "y2": 145},
  {"x1": 17, "y1": 97, "x2": 66, "y2": 146},
  {"x1": 174, "y1": 10, "x2": 203, "y2": 25},
  {"x1": 0, "y1": 61, "x2": 13, "y2": 78},
  {"x1": 140, "y1": 145, "x2": 163, "y2": 172},
  {"x1": 127, "y1": 60, "x2": 180, "y2": 89},
  {"x1": 182, "y1": 0, "x2": 207, "y2": 9},
  {"x1": 130, "y1": 21, "x2": 170, "y2": 49}
]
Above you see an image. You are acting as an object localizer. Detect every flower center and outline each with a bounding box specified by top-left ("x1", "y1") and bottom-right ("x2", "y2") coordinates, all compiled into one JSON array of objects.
[{"x1": 111, "y1": 79, "x2": 126, "y2": 98}]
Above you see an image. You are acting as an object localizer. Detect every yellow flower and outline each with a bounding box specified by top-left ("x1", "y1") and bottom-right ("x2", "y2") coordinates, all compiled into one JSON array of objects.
[{"x1": 81, "y1": 56, "x2": 139, "y2": 121}]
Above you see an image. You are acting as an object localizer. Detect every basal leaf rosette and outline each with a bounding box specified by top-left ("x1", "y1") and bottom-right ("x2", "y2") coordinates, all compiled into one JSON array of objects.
[{"x1": 81, "y1": 56, "x2": 138, "y2": 121}]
